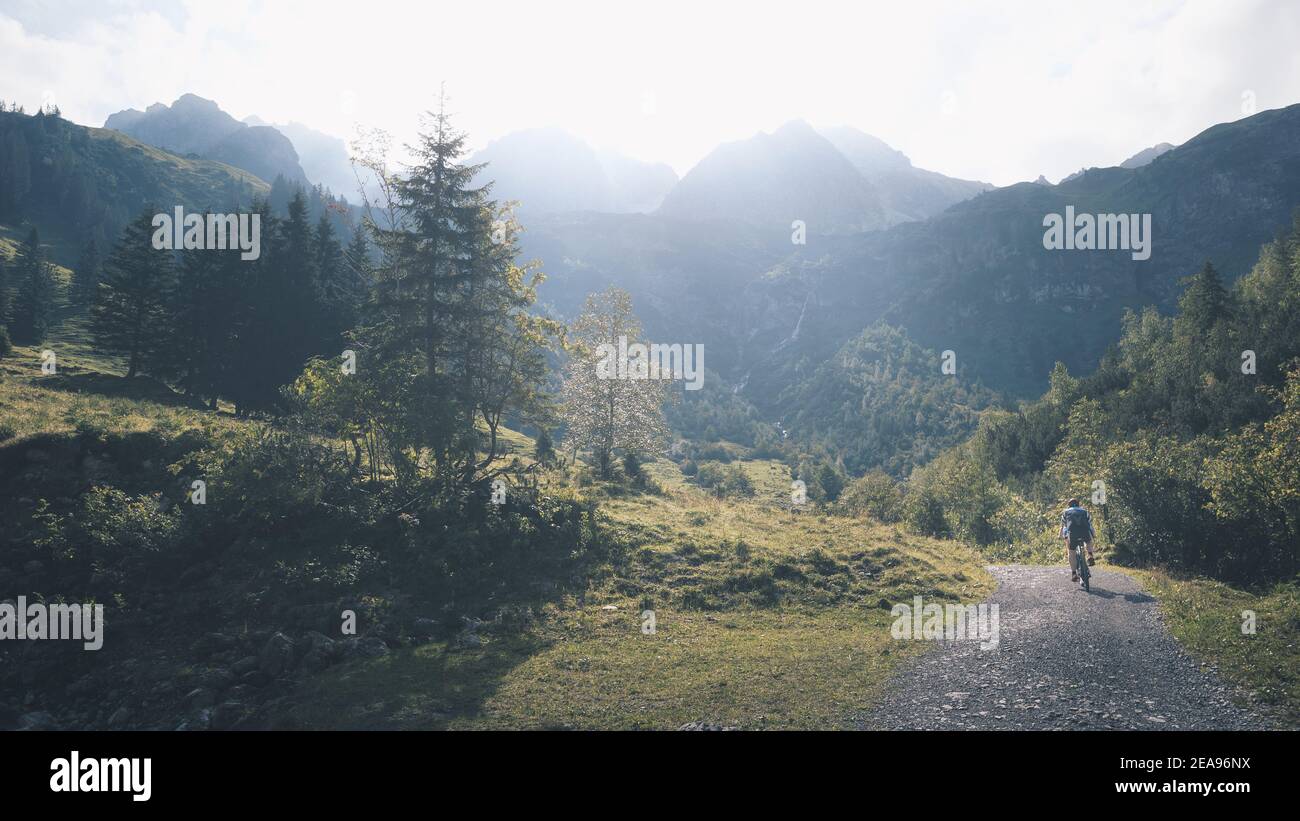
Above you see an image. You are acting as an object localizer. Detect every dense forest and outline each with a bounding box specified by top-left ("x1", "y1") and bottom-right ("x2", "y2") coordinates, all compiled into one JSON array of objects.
[{"x1": 894, "y1": 222, "x2": 1300, "y2": 583}]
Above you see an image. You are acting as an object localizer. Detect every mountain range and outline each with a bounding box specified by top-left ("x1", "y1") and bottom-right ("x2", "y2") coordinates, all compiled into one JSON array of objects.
[
  {"x1": 517, "y1": 104, "x2": 1300, "y2": 409},
  {"x1": 656, "y1": 120, "x2": 991, "y2": 234},
  {"x1": 7, "y1": 95, "x2": 1300, "y2": 473},
  {"x1": 468, "y1": 128, "x2": 678, "y2": 216},
  {"x1": 106, "y1": 94, "x2": 312, "y2": 190}
]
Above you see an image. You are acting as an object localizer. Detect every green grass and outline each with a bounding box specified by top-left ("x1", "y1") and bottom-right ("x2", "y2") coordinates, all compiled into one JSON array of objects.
[
  {"x1": 290, "y1": 455, "x2": 995, "y2": 730},
  {"x1": 1120, "y1": 568, "x2": 1300, "y2": 727},
  {"x1": 2, "y1": 323, "x2": 997, "y2": 730}
]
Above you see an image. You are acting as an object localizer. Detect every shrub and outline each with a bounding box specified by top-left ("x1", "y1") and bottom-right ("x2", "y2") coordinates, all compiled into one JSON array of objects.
[
  {"x1": 694, "y1": 461, "x2": 754, "y2": 498},
  {"x1": 838, "y1": 470, "x2": 904, "y2": 522}
]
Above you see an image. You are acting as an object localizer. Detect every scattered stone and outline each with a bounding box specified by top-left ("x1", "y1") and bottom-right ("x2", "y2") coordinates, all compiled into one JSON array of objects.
[
  {"x1": 198, "y1": 668, "x2": 235, "y2": 691},
  {"x1": 231, "y1": 656, "x2": 259, "y2": 676},
  {"x1": 17, "y1": 711, "x2": 58, "y2": 731},
  {"x1": 210, "y1": 702, "x2": 248, "y2": 731},
  {"x1": 678, "y1": 721, "x2": 739, "y2": 731},
  {"x1": 259, "y1": 632, "x2": 296, "y2": 677}
]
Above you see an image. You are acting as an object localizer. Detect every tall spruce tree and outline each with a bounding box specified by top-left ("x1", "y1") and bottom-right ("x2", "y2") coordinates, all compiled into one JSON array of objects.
[
  {"x1": 9, "y1": 227, "x2": 57, "y2": 346},
  {"x1": 91, "y1": 209, "x2": 175, "y2": 378},
  {"x1": 72, "y1": 237, "x2": 102, "y2": 308},
  {"x1": 353, "y1": 99, "x2": 559, "y2": 485}
]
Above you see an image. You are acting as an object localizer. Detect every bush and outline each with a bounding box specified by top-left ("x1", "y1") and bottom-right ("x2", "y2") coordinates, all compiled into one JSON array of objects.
[
  {"x1": 837, "y1": 470, "x2": 904, "y2": 522},
  {"x1": 694, "y1": 461, "x2": 754, "y2": 498}
]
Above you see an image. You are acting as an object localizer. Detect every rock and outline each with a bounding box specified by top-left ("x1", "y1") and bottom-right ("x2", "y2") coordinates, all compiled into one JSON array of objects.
[
  {"x1": 17, "y1": 711, "x2": 58, "y2": 731},
  {"x1": 340, "y1": 636, "x2": 389, "y2": 660},
  {"x1": 175, "y1": 709, "x2": 212, "y2": 731},
  {"x1": 210, "y1": 702, "x2": 248, "y2": 731},
  {"x1": 186, "y1": 688, "x2": 217, "y2": 709},
  {"x1": 231, "y1": 656, "x2": 259, "y2": 676},
  {"x1": 194, "y1": 632, "x2": 237, "y2": 656},
  {"x1": 259, "y1": 632, "x2": 296, "y2": 677},
  {"x1": 198, "y1": 668, "x2": 235, "y2": 691},
  {"x1": 300, "y1": 650, "x2": 330, "y2": 674},
  {"x1": 677, "y1": 721, "x2": 739, "y2": 731},
  {"x1": 301, "y1": 631, "x2": 336, "y2": 656},
  {"x1": 411, "y1": 617, "x2": 438, "y2": 638},
  {"x1": 108, "y1": 706, "x2": 132, "y2": 727},
  {"x1": 239, "y1": 670, "x2": 269, "y2": 688},
  {"x1": 225, "y1": 685, "x2": 254, "y2": 701}
]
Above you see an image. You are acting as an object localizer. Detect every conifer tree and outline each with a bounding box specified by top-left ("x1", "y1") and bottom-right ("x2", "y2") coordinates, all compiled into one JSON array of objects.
[
  {"x1": 9, "y1": 227, "x2": 57, "y2": 346},
  {"x1": 72, "y1": 237, "x2": 102, "y2": 308},
  {"x1": 91, "y1": 209, "x2": 175, "y2": 378}
]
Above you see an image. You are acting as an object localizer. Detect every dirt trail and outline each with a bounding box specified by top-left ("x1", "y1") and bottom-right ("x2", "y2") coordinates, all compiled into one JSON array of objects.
[{"x1": 861, "y1": 565, "x2": 1270, "y2": 730}]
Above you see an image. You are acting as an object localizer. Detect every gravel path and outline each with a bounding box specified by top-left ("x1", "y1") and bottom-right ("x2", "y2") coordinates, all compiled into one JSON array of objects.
[{"x1": 861, "y1": 565, "x2": 1272, "y2": 730}]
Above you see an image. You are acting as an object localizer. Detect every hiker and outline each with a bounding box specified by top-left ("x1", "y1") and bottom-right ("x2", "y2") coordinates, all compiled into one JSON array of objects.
[{"x1": 1061, "y1": 498, "x2": 1097, "y2": 582}]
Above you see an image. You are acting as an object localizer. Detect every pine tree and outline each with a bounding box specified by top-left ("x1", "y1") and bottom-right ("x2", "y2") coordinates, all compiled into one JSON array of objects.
[
  {"x1": 1177, "y1": 261, "x2": 1231, "y2": 330},
  {"x1": 314, "y1": 213, "x2": 351, "y2": 348},
  {"x1": 72, "y1": 237, "x2": 102, "y2": 308},
  {"x1": 0, "y1": 243, "x2": 9, "y2": 323},
  {"x1": 92, "y1": 209, "x2": 176, "y2": 378},
  {"x1": 172, "y1": 235, "x2": 244, "y2": 405},
  {"x1": 349, "y1": 98, "x2": 560, "y2": 484},
  {"x1": 9, "y1": 227, "x2": 57, "y2": 346}
]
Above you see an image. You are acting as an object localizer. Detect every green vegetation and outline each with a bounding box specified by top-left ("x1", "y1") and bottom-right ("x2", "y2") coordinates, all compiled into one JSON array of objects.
[
  {"x1": 895, "y1": 221, "x2": 1300, "y2": 584},
  {"x1": 286, "y1": 458, "x2": 992, "y2": 730},
  {"x1": 1120, "y1": 568, "x2": 1300, "y2": 726}
]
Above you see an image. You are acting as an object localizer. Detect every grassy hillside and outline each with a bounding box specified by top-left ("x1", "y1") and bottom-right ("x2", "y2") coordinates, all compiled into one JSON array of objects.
[
  {"x1": 288, "y1": 461, "x2": 993, "y2": 730},
  {"x1": 0, "y1": 317, "x2": 995, "y2": 730},
  {"x1": 0, "y1": 109, "x2": 270, "y2": 262}
]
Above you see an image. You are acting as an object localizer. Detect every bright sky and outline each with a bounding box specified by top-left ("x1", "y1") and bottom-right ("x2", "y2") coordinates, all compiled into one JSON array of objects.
[{"x1": 2, "y1": 0, "x2": 1299, "y2": 185}]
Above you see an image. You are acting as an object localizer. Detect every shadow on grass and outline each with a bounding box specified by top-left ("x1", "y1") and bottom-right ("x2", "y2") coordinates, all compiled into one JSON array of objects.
[
  {"x1": 40, "y1": 370, "x2": 208, "y2": 409},
  {"x1": 281, "y1": 634, "x2": 548, "y2": 730}
]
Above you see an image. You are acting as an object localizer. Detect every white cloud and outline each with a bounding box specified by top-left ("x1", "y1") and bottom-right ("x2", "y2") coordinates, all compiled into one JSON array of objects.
[{"x1": 1, "y1": 0, "x2": 1299, "y2": 185}]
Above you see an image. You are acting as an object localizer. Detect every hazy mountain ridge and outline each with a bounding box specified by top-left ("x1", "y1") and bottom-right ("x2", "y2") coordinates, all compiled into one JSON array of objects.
[
  {"x1": 468, "y1": 127, "x2": 677, "y2": 216},
  {"x1": 0, "y1": 108, "x2": 270, "y2": 255},
  {"x1": 819, "y1": 125, "x2": 994, "y2": 223},
  {"x1": 246, "y1": 117, "x2": 359, "y2": 199},
  {"x1": 657, "y1": 119, "x2": 890, "y2": 234},
  {"x1": 1120, "y1": 141, "x2": 1176, "y2": 169},
  {"x1": 106, "y1": 94, "x2": 311, "y2": 188},
  {"x1": 739, "y1": 104, "x2": 1300, "y2": 398}
]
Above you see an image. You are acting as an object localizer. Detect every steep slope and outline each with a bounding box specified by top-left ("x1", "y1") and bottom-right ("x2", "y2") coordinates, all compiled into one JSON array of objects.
[
  {"x1": 737, "y1": 103, "x2": 1300, "y2": 398},
  {"x1": 105, "y1": 94, "x2": 310, "y2": 189},
  {"x1": 258, "y1": 119, "x2": 359, "y2": 199},
  {"x1": 820, "y1": 126, "x2": 994, "y2": 222},
  {"x1": 470, "y1": 128, "x2": 677, "y2": 216},
  {"x1": 0, "y1": 109, "x2": 269, "y2": 256},
  {"x1": 1120, "y1": 141, "x2": 1176, "y2": 169},
  {"x1": 657, "y1": 120, "x2": 889, "y2": 235}
]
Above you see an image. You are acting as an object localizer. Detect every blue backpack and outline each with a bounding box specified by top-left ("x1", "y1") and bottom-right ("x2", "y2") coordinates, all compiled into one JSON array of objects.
[{"x1": 1064, "y1": 506, "x2": 1091, "y2": 539}]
